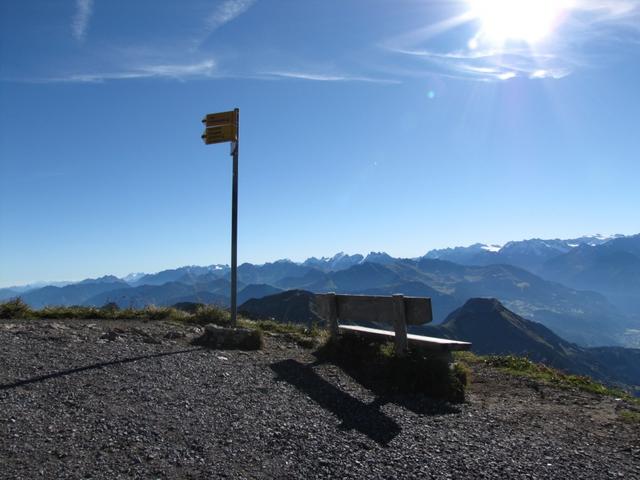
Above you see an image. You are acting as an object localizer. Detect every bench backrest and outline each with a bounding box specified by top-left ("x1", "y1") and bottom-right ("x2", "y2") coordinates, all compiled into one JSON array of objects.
[{"x1": 314, "y1": 293, "x2": 432, "y2": 326}]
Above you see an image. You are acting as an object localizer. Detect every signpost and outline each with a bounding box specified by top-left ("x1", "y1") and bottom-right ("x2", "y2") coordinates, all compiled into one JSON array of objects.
[
  {"x1": 202, "y1": 124, "x2": 237, "y2": 145},
  {"x1": 201, "y1": 108, "x2": 239, "y2": 326},
  {"x1": 203, "y1": 111, "x2": 237, "y2": 128}
]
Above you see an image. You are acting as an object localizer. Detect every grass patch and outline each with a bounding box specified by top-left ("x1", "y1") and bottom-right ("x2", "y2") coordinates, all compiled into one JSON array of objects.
[
  {"x1": 239, "y1": 318, "x2": 327, "y2": 348},
  {"x1": 453, "y1": 361, "x2": 472, "y2": 388},
  {"x1": 0, "y1": 298, "x2": 215, "y2": 323},
  {"x1": 455, "y1": 352, "x2": 640, "y2": 408},
  {"x1": 0, "y1": 298, "x2": 31, "y2": 319},
  {"x1": 190, "y1": 305, "x2": 231, "y2": 326},
  {"x1": 482, "y1": 354, "x2": 639, "y2": 402},
  {"x1": 317, "y1": 333, "x2": 467, "y2": 403},
  {"x1": 0, "y1": 299, "x2": 322, "y2": 348},
  {"x1": 619, "y1": 410, "x2": 640, "y2": 424},
  {"x1": 453, "y1": 350, "x2": 483, "y2": 365}
]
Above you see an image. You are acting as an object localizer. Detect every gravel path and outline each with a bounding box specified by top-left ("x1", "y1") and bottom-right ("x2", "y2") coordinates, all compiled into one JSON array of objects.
[{"x1": 1, "y1": 319, "x2": 638, "y2": 479}]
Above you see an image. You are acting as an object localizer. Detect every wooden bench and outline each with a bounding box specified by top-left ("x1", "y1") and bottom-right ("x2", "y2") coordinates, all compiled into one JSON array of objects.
[{"x1": 314, "y1": 293, "x2": 471, "y2": 359}]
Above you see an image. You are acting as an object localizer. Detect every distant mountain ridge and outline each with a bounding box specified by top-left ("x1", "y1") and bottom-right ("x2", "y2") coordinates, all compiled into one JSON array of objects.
[
  {"x1": 3, "y1": 232, "x2": 638, "y2": 348},
  {"x1": 131, "y1": 265, "x2": 229, "y2": 287},
  {"x1": 19, "y1": 278, "x2": 129, "y2": 309},
  {"x1": 302, "y1": 252, "x2": 364, "y2": 271},
  {"x1": 3, "y1": 233, "x2": 627, "y2": 291},
  {"x1": 423, "y1": 234, "x2": 625, "y2": 272},
  {"x1": 540, "y1": 234, "x2": 640, "y2": 315}
]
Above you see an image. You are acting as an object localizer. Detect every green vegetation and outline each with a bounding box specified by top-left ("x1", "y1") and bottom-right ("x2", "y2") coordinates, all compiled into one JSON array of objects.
[
  {"x1": 0, "y1": 298, "x2": 228, "y2": 323},
  {"x1": 452, "y1": 361, "x2": 472, "y2": 388},
  {"x1": 454, "y1": 351, "x2": 640, "y2": 417},
  {"x1": 190, "y1": 305, "x2": 231, "y2": 325},
  {"x1": 619, "y1": 410, "x2": 640, "y2": 424},
  {"x1": 472, "y1": 354, "x2": 640, "y2": 406},
  {"x1": 453, "y1": 350, "x2": 483, "y2": 365},
  {"x1": 239, "y1": 318, "x2": 327, "y2": 348},
  {"x1": 0, "y1": 298, "x2": 31, "y2": 319},
  {"x1": 0, "y1": 299, "x2": 322, "y2": 348}
]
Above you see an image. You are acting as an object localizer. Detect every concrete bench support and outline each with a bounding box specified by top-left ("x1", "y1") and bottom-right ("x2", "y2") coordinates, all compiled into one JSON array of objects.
[{"x1": 392, "y1": 294, "x2": 408, "y2": 357}]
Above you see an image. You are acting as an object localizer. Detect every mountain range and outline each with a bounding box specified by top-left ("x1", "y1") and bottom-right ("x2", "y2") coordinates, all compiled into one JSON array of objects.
[
  {"x1": 424, "y1": 234, "x2": 625, "y2": 272},
  {"x1": 2, "y1": 233, "x2": 639, "y2": 348}
]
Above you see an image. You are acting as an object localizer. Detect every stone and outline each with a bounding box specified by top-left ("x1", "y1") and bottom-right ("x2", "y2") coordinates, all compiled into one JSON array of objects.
[
  {"x1": 100, "y1": 330, "x2": 120, "y2": 341},
  {"x1": 192, "y1": 324, "x2": 263, "y2": 350},
  {"x1": 164, "y1": 330, "x2": 186, "y2": 340}
]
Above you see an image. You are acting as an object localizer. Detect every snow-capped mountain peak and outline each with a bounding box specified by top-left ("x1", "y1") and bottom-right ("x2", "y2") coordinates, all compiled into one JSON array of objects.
[
  {"x1": 361, "y1": 251, "x2": 396, "y2": 265},
  {"x1": 122, "y1": 272, "x2": 145, "y2": 283},
  {"x1": 301, "y1": 252, "x2": 364, "y2": 271}
]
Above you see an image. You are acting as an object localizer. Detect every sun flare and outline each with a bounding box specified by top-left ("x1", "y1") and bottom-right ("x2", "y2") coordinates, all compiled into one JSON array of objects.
[{"x1": 469, "y1": 0, "x2": 572, "y2": 44}]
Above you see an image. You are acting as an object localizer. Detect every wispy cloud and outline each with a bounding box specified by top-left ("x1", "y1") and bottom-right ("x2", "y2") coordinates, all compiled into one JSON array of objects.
[
  {"x1": 529, "y1": 69, "x2": 570, "y2": 80},
  {"x1": 72, "y1": 0, "x2": 93, "y2": 42},
  {"x1": 579, "y1": 0, "x2": 639, "y2": 20},
  {"x1": 194, "y1": 0, "x2": 256, "y2": 46},
  {"x1": 40, "y1": 59, "x2": 217, "y2": 83},
  {"x1": 393, "y1": 47, "x2": 572, "y2": 82},
  {"x1": 207, "y1": 0, "x2": 256, "y2": 30},
  {"x1": 385, "y1": 0, "x2": 640, "y2": 82},
  {"x1": 7, "y1": 62, "x2": 402, "y2": 86},
  {"x1": 394, "y1": 48, "x2": 557, "y2": 61},
  {"x1": 263, "y1": 71, "x2": 400, "y2": 84}
]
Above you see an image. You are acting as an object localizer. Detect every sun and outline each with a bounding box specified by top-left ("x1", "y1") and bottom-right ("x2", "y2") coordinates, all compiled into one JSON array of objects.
[{"x1": 468, "y1": 0, "x2": 572, "y2": 44}]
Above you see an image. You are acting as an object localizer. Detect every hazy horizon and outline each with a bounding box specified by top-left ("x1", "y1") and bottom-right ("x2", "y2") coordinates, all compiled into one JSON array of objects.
[{"x1": 1, "y1": 230, "x2": 637, "y2": 288}]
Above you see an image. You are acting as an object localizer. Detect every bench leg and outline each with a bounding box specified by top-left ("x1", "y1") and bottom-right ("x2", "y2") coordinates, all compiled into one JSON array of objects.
[
  {"x1": 435, "y1": 350, "x2": 454, "y2": 366},
  {"x1": 392, "y1": 294, "x2": 408, "y2": 357},
  {"x1": 327, "y1": 292, "x2": 339, "y2": 339}
]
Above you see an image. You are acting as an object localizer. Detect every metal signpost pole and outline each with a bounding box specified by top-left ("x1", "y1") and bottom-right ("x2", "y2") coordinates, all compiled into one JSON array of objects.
[
  {"x1": 201, "y1": 108, "x2": 240, "y2": 328},
  {"x1": 230, "y1": 108, "x2": 239, "y2": 327}
]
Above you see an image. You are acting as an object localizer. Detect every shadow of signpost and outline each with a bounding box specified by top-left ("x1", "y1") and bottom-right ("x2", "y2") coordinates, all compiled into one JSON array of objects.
[
  {"x1": 270, "y1": 359, "x2": 401, "y2": 446},
  {"x1": 0, "y1": 348, "x2": 204, "y2": 391}
]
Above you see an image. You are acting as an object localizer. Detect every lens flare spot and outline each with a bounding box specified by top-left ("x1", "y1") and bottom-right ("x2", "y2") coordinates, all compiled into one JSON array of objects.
[{"x1": 469, "y1": 0, "x2": 572, "y2": 44}]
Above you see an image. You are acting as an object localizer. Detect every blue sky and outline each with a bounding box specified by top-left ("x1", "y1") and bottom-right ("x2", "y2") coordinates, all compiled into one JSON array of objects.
[{"x1": 1, "y1": 0, "x2": 639, "y2": 286}]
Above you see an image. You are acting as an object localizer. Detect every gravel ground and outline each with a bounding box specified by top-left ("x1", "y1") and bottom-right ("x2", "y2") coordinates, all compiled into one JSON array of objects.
[{"x1": 1, "y1": 319, "x2": 639, "y2": 479}]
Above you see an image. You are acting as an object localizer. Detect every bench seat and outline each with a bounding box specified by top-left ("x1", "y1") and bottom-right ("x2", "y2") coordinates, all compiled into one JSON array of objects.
[{"x1": 338, "y1": 325, "x2": 472, "y2": 352}]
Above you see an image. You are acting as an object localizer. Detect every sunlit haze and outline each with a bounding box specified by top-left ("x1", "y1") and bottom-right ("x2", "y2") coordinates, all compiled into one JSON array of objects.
[{"x1": 468, "y1": 0, "x2": 572, "y2": 44}]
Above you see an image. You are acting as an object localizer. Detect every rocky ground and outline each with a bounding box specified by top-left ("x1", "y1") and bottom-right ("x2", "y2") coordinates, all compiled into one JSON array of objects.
[{"x1": 1, "y1": 319, "x2": 638, "y2": 479}]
